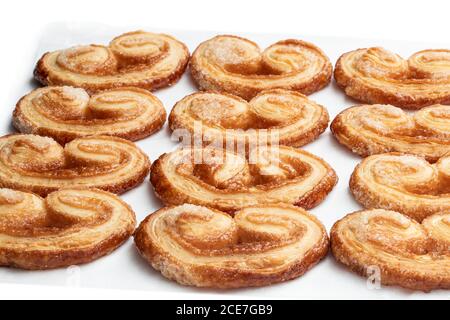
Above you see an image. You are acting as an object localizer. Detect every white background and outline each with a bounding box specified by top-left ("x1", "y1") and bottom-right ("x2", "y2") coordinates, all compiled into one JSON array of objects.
[{"x1": 0, "y1": 0, "x2": 449, "y2": 300}]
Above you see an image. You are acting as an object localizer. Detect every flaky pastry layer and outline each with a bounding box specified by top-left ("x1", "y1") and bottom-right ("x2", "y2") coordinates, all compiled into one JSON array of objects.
[
  {"x1": 150, "y1": 146, "x2": 337, "y2": 213},
  {"x1": 34, "y1": 31, "x2": 190, "y2": 93},
  {"x1": 14, "y1": 86, "x2": 166, "y2": 144},
  {"x1": 350, "y1": 153, "x2": 450, "y2": 221},
  {"x1": 135, "y1": 204, "x2": 329, "y2": 288},
  {"x1": 169, "y1": 89, "x2": 329, "y2": 147},
  {"x1": 190, "y1": 35, "x2": 332, "y2": 100},
  {"x1": 0, "y1": 188, "x2": 135, "y2": 270},
  {"x1": 335, "y1": 47, "x2": 450, "y2": 109},
  {"x1": 331, "y1": 104, "x2": 450, "y2": 162},
  {"x1": 0, "y1": 134, "x2": 150, "y2": 196},
  {"x1": 331, "y1": 209, "x2": 450, "y2": 291}
]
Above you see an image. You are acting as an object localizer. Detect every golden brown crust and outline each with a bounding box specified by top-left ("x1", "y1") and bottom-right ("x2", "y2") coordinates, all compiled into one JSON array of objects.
[
  {"x1": 331, "y1": 104, "x2": 450, "y2": 162},
  {"x1": 0, "y1": 134, "x2": 150, "y2": 196},
  {"x1": 34, "y1": 31, "x2": 190, "y2": 94},
  {"x1": 0, "y1": 188, "x2": 136, "y2": 270},
  {"x1": 150, "y1": 146, "x2": 337, "y2": 213},
  {"x1": 13, "y1": 86, "x2": 166, "y2": 144},
  {"x1": 331, "y1": 209, "x2": 450, "y2": 292},
  {"x1": 190, "y1": 35, "x2": 332, "y2": 100},
  {"x1": 335, "y1": 47, "x2": 450, "y2": 109},
  {"x1": 134, "y1": 203, "x2": 329, "y2": 288},
  {"x1": 350, "y1": 153, "x2": 450, "y2": 221},
  {"x1": 169, "y1": 89, "x2": 329, "y2": 148}
]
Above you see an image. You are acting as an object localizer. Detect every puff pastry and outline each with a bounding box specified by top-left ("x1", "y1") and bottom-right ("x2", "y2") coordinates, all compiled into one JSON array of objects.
[
  {"x1": 335, "y1": 47, "x2": 450, "y2": 109},
  {"x1": 0, "y1": 188, "x2": 135, "y2": 270},
  {"x1": 170, "y1": 89, "x2": 329, "y2": 147},
  {"x1": 135, "y1": 203, "x2": 328, "y2": 288},
  {"x1": 0, "y1": 134, "x2": 150, "y2": 196},
  {"x1": 13, "y1": 86, "x2": 166, "y2": 144},
  {"x1": 331, "y1": 104, "x2": 450, "y2": 162},
  {"x1": 34, "y1": 31, "x2": 190, "y2": 93},
  {"x1": 150, "y1": 146, "x2": 337, "y2": 213},
  {"x1": 331, "y1": 209, "x2": 450, "y2": 291},
  {"x1": 350, "y1": 153, "x2": 450, "y2": 221},
  {"x1": 190, "y1": 35, "x2": 332, "y2": 100}
]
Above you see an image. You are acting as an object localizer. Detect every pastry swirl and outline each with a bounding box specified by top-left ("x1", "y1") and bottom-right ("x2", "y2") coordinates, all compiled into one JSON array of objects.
[
  {"x1": 335, "y1": 47, "x2": 450, "y2": 109},
  {"x1": 13, "y1": 86, "x2": 166, "y2": 144},
  {"x1": 150, "y1": 146, "x2": 337, "y2": 213},
  {"x1": 34, "y1": 31, "x2": 190, "y2": 93},
  {"x1": 0, "y1": 188, "x2": 136, "y2": 270},
  {"x1": 331, "y1": 209, "x2": 450, "y2": 291},
  {"x1": 169, "y1": 89, "x2": 329, "y2": 147},
  {"x1": 134, "y1": 204, "x2": 329, "y2": 288},
  {"x1": 190, "y1": 35, "x2": 332, "y2": 100},
  {"x1": 331, "y1": 104, "x2": 450, "y2": 162},
  {"x1": 0, "y1": 134, "x2": 150, "y2": 196},
  {"x1": 350, "y1": 153, "x2": 450, "y2": 221}
]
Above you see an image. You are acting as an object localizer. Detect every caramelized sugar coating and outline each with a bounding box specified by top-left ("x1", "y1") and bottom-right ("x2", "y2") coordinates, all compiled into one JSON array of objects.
[
  {"x1": 0, "y1": 188, "x2": 136, "y2": 270},
  {"x1": 170, "y1": 89, "x2": 329, "y2": 147},
  {"x1": 0, "y1": 134, "x2": 150, "y2": 196},
  {"x1": 331, "y1": 209, "x2": 450, "y2": 291},
  {"x1": 135, "y1": 204, "x2": 329, "y2": 288},
  {"x1": 14, "y1": 86, "x2": 166, "y2": 144},
  {"x1": 35, "y1": 31, "x2": 190, "y2": 93},
  {"x1": 150, "y1": 146, "x2": 337, "y2": 213},
  {"x1": 350, "y1": 153, "x2": 450, "y2": 221},
  {"x1": 331, "y1": 104, "x2": 450, "y2": 162},
  {"x1": 191, "y1": 35, "x2": 332, "y2": 100},
  {"x1": 335, "y1": 47, "x2": 450, "y2": 109}
]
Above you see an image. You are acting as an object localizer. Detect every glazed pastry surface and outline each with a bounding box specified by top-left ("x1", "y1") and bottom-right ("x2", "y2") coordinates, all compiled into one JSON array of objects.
[
  {"x1": 191, "y1": 35, "x2": 332, "y2": 100},
  {"x1": 0, "y1": 188, "x2": 136, "y2": 270},
  {"x1": 0, "y1": 134, "x2": 150, "y2": 196},
  {"x1": 335, "y1": 47, "x2": 450, "y2": 109},
  {"x1": 331, "y1": 104, "x2": 450, "y2": 162},
  {"x1": 150, "y1": 146, "x2": 337, "y2": 213},
  {"x1": 350, "y1": 153, "x2": 450, "y2": 221},
  {"x1": 169, "y1": 89, "x2": 329, "y2": 147},
  {"x1": 14, "y1": 86, "x2": 166, "y2": 144},
  {"x1": 35, "y1": 31, "x2": 190, "y2": 93},
  {"x1": 135, "y1": 204, "x2": 329, "y2": 288},
  {"x1": 331, "y1": 209, "x2": 450, "y2": 291}
]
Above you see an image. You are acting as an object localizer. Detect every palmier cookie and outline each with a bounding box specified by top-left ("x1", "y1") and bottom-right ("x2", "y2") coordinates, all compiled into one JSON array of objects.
[
  {"x1": 0, "y1": 188, "x2": 135, "y2": 270},
  {"x1": 0, "y1": 134, "x2": 150, "y2": 196},
  {"x1": 331, "y1": 209, "x2": 450, "y2": 291},
  {"x1": 335, "y1": 47, "x2": 450, "y2": 109},
  {"x1": 14, "y1": 86, "x2": 166, "y2": 144},
  {"x1": 135, "y1": 204, "x2": 329, "y2": 288},
  {"x1": 35, "y1": 31, "x2": 190, "y2": 93},
  {"x1": 331, "y1": 104, "x2": 450, "y2": 162},
  {"x1": 150, "y1": 146, "x2": 337, "y2": 213},
  {"x1": 169, "y1": 89, "x2": 329, "y2": 147},
  {"x1": 190, "y1": 35, "x2": 332, "y2": 100},
  {"x1": 350, "y1": 153, "x2": 450, "y2": 221}
]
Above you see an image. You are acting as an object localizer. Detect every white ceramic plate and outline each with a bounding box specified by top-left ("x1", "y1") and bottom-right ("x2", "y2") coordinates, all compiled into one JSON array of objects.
[{"x1": 0, "y1": 22, "x2": 447, "y2": 299}]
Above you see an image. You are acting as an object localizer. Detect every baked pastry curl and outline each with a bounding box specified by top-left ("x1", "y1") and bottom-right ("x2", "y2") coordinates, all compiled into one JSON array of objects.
[
  {"x1": 335, "y1": 47, "x2": 450, "y2": 109},
  {"x1": 190, "y1": 35, "x2": 332, "y2": 100},
  {"x1": 135, "y1": 204, "x2": 329, "y2": 288},
  {"x1": 350, "y1": 153, "x2": 450, "y2": 221},
  {"x1": 13, "y1": 86, "x2": 166, "y2": 144},
  {"x1": 169, "y1": 89, "x2": 329, "y2": 147},
  {"x1": 331, "y1": 104, "x2": 450, "y2": 162},
  {"x1": 150, "y1": 146, "x2": 337, "y2": 213},
  {"x1": 0, "y1": 134, "x2": 150, "y2": 196},
  {"x1": 34, "y1": 31, "x2": 190, "y2": 93},
  {"x1": 331, "y1": 209, "x2": 450, "y2": 291},
  {"x1": 0, "y1": 188, "x2": 135, "y2": 270}
]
